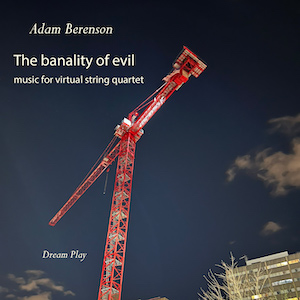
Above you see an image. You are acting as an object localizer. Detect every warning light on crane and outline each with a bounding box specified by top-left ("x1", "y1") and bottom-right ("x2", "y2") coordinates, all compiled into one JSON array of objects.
[{"x1": 49, "y1": 46, "x2": 207, "y2": 300}]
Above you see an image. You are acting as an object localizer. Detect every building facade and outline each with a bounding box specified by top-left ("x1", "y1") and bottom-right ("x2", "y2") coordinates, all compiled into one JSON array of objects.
[{"x1": 227, "y1": 251, "x2": 300, "y2": 300}]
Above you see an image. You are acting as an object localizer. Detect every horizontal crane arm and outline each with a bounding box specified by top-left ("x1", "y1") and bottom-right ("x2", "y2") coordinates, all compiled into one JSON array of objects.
[{"x1": 49, "y1": 140, "x2": 121, "y2": 226}]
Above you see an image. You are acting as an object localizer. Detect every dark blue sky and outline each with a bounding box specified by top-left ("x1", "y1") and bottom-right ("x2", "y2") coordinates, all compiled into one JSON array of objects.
[{"x1": 1, "y1": 1, "x2": 300, "y2": 300}]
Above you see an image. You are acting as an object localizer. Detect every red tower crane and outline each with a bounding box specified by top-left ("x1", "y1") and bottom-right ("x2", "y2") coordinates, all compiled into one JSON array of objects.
[{"x1": 49, "y1": 46, "x2": 207, "y2": 300}]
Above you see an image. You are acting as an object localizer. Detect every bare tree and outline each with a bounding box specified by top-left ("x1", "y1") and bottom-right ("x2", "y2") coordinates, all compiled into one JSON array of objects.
[{"x1": 199, "y1": 254, "x2": 275, "y2": 300}]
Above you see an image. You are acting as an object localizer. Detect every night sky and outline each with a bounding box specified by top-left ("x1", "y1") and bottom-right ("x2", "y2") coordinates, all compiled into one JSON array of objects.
[{"x1": 1, "y1": 1, "x2": 300, "y2": 300}]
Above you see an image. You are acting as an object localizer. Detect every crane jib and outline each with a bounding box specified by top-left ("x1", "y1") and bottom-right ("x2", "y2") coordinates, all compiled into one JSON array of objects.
[{"x1": 49, "y1": 141, "x2": 121, "y2": 226}]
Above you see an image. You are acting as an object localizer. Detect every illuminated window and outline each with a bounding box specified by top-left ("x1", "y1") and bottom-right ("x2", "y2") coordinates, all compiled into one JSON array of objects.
[
  {"x1": 267, "y1": 261, "x2": 288, "y2": 269},
  {"x1": 289, "y1": 259, "x2": 300, "y2": 265},
  {"x1": 272, "y1": 278, "x2": 293, "y2": 286}
]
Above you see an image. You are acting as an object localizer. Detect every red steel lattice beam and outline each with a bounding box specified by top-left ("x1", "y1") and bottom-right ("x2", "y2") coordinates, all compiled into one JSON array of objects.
[
  {"x1": 49, "y1": 140, "x2": 121, "y2": 226},
  {"x1": 98, "y1": 133, "x2": 136, "y2": 300}
]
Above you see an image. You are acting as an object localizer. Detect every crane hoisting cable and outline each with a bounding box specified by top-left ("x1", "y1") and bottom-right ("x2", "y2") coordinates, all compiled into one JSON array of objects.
[{"x1": 103, "y1": 168, "x2": 109, "y2": 195}]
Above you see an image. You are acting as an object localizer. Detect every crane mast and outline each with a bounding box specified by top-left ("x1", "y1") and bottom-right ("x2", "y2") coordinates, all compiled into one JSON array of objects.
[
  {"x1": 99, "y1": 133, "x2": 136, "y2": 300},
  {"x1": 48, "y1": 46, "x2": 207, "y2": 300}
]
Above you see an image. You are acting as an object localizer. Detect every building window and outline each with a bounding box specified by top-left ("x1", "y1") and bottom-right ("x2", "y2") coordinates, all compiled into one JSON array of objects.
[
  {"x1": 272, "y1": 278, "x2": 293, "y2": 286},
  {"x1": 289, "y1": 259, "x2": 300, "y2": 265},
  {"x1": 267, "y1": 261, "x2": 288, "y2": 269}
]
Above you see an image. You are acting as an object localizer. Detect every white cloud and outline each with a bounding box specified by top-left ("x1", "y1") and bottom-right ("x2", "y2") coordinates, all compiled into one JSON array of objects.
[
  {"x1": 4, "y1": 270, "x2": 75, "y2": 299},
  {"x1": 268, "y1": 113, "x2": 300, "y2": 135},
  {"x1": 260, "y1": 221, "x2": 283, "y2": 236},
  {"x1": 20, "y1": 280, "x2": 39, "y2": 292},
  {"x1": 7, "y1": 274, "x2": 26, "y2": 285},
  {"x1": 64, "y1": 290, "x2": 76, "y2": 296},
  {"x1": 25, "y1": 270, "x2": 45, "y2": 278},
  {"x1": 226, "y1": 155, "x2": 252, "y2": 182},
  {"x1": 20, "y1": 278, "x2": 64, "y2": 293},
  {"x1": 35, "y1": 278, "x2": 64, "y2": 293},
  {"x1": 18, "y1": 291, "x2": 52, "y2": 300},
  {"x1": 227, "y1": 139, "x2": 300, "y2": 196},
  {"x1": 227, "y1": 113, "x2": 300, "y2": 196}
]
